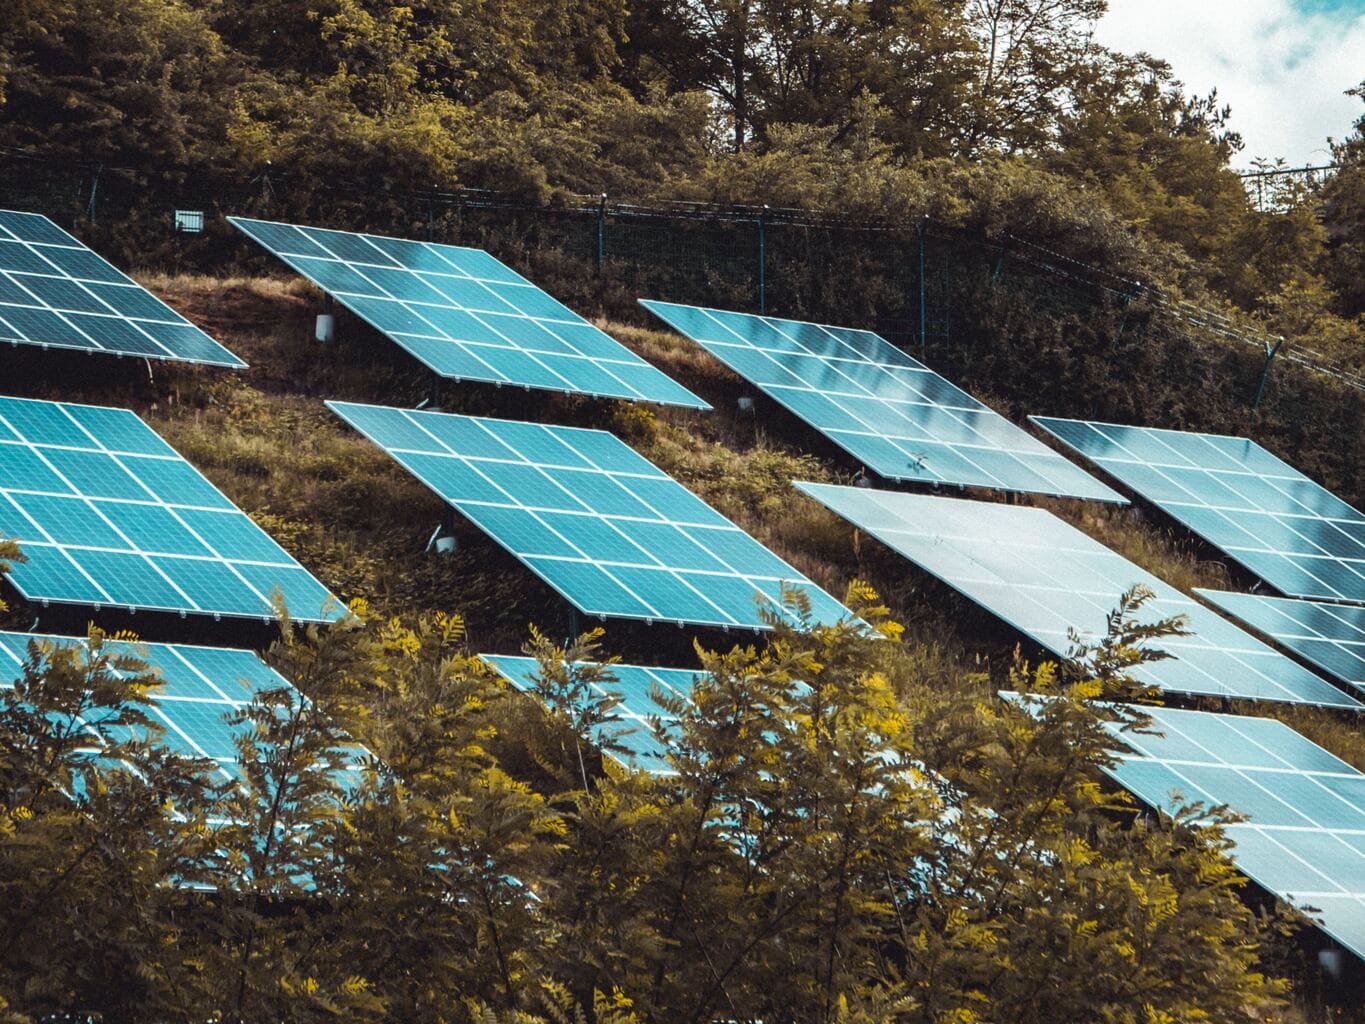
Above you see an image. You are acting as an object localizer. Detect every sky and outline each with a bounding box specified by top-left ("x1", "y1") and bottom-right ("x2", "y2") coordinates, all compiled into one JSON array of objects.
[{"x1": 1095, "y1": 0, "x2": 1365, "y2": 168}]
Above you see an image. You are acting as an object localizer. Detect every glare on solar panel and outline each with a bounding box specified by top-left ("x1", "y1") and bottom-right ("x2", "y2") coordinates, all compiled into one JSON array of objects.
[
  {"x1": 1083, "y1": 698, "x2": 1365, "y2": 961},
  {"x1": 0, "y1": 209, "x2": 245, "y2": 368},
  {"x1": 329, "y1": 400, "x2": 852, "y2": 631},
  {"x1": 0, "y1": 396, "x2": 339, "y2": 623},
  {"x1": 230, "y1": 217, "x2": 707, "y2": 408},
  {"x1": 639, "y1": 299, "x2": 1124, "y2": 502},
  {"x1": 799, "y1": 482, "x2": 1358, "y2": 707},
  {"x1": 483, "y1": 654, "x2": 697, "y2": 773},
  {"x1": 1032, "y1": 417, "x2": 1365, "y2": 604},
  {"x1": 1195, "y1": 589, "x2": 1365, "y2": 695}
]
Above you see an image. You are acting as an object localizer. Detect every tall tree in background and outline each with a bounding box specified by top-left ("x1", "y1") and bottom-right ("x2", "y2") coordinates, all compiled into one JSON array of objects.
[
  {"x1": 1320, "y1": 82, "x2": 1365, "y2": 318},
  {"x1": 959, "y1": 0, "x2": 1106, "y2": 154}
]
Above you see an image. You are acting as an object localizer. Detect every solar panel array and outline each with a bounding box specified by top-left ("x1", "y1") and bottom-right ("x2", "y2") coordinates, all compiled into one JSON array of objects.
[
  {"x1": 0, "y1": 630, "x2": 291, "y2": 787},
  {"x1": 640, "y1": 300, "x2": 1124, "y2": 502},
  {"x1": 1098, "y1": 700, "x2": 1365, "y2": 960},
  {"x1": 799, "y1": 482, "x2": 1358, "y2": 707},
  {"x1": 1033, "y1": 417, "x2": 1365, "y2": 604},
  {"x1": 1197, "y1": 589, "x2": 1365, "y2": 694},
  {"x1": 0, "y1": 396, "x2": 339, "y2": 622},
  {"x1": 483, "y1": 654, "x2": 695, "y2": 773},
  {"x1": 231, "y1": 217, "x2": 706, "y2": 408},
  {"x1": 329, "y1": 401, "x2": 852, "y2": 631},
  {"x1": 0, "y1": 209, "x2": 245, "y2": 368}
]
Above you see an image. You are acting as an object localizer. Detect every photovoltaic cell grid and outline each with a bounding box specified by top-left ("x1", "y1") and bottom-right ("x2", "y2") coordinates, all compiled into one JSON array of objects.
[
  {"x1": 0, "y1": 631, "x2": 290, "y2": 786},
  {"x1": 0, "y1": 397, "x2": 339, "y2": 623},
  {"x1": 0, "y1": 209, "x2": 245, "y2": 368},
  {"x1": 1033, "y1": 417, "x2": 1365, "y2": 604},
  {"x1": 329, "y1": 401, "x2": 853, "y2": 631},
  {"x1": 799, "y1": 482, "x2": 1358, "y2": 708},
  {"x1": 230, "y1": 217, "x2": 706, "y2": 408},
  {"x1": 483, "y1": 654, "x2": 696, "y2": 773},
  {"x1": 1196, "y1": 589, "x2": 1365, "y2": 694},
  {"x1": 1100, "y1": 701, "x2": 1365, "y2": 961},
  {"x1": 640, "y1": 300, "x2": 1124, "y2": 502}
]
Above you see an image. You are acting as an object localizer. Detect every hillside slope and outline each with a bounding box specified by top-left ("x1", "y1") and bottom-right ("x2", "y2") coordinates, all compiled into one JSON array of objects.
[{"x1": 3, "y1": 275, "x2": 1360, "y2": 770}]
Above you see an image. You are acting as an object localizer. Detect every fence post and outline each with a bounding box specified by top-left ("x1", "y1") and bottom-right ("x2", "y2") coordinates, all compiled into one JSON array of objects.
[
  {"x1": 1252, "y1": 336, "x2": 1285, "y2": 410},
  {"x1": 596, "y1": 193, "x2": 607, "y2": 275},
  {"x1": 918, "y1": 218, "x2": 927, "y2": 358},
  {"x1": 758, "y1": 205, "x2": 769, "y2": 314},
  {"x1": 86, "y1": 164, "x2": 102, "y2": 224}
]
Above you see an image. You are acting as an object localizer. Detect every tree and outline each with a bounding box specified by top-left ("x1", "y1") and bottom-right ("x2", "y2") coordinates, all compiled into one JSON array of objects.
[
  {"x1": 959, "y1": 0, "x2": 1107, "y2": 155},
  {"x1": 1320, "y1": 82, "x2": 1365, "y2": 318},
  {"x1": 0, "y1": 626, "x2": 215, "y2": 1020}
]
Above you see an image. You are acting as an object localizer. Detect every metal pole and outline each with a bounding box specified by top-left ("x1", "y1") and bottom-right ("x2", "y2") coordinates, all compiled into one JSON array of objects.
[
  {"x1": 758, "y1": 205, "x2": 769, "y2": 314},
  {"x1": 86, "y1": 164, "x2": 102, "y2": 224},
  {"x1": 917, "y1": 219, "x2": 927, "y2": 358},
  {"x1": 596, "y1": 193, "x2": 607, "y2": 275},
  {"x1": 1252, "y1": 336, "x2": 1285, "y2": 409}
]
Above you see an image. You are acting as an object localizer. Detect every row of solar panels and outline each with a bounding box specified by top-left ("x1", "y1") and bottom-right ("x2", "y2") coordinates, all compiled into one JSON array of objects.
[{"x1": 3, "y1": 390, "x2": 1359, "y2": 711}]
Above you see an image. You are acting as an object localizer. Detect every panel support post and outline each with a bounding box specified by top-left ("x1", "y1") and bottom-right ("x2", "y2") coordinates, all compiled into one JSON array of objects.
[
  {"x1": 1252, "y1": 335, "x2": 1285, "y2": 410},
  {"x1": 758, "y1": 205, "x2": 769, "y2": 314},
  {"x1": 87, "y1": 164, "x2": 102, "y2": 225}
]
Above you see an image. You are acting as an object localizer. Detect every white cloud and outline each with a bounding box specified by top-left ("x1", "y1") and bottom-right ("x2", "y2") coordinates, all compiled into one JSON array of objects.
[{"x1": 1094, "y1": 0, "x2": 1365, "y2": 167}]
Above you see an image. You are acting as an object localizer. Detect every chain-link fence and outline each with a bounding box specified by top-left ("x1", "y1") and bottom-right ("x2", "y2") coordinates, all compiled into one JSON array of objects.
[{"x1": 0, "y1": 146, "x2": 1146, "y2": 352}]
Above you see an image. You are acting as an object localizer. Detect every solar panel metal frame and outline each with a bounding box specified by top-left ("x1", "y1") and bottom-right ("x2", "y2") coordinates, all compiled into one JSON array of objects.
[
  {"x1": 799, "y1": 482, "x2": 1359, "y2": 708},
  {"x1": 328, "y1": 400, "x2": 854, "y2": 631},
  {"x1": 1085, "y1": 698, "x2": 1365, "y2": 961},
  {"x1": 0, "y1": 209, "x2": 245, "y2": 368},
  {"x1": 0, "y1": 630, "x2": 315, "y2": 788},
  {"x1": 230, "y1": 217, "x2": 708, "y2": 409},
  {"x1": 0, "y1": 396, "x2": 340, "y2": 623},
  {"x1": 639, "y1": 299, "x2": 1125, "y2": 502},
  {"x1": 483, "y1": 654, "x2": 695, "y2": 774},
  {"x1": 1032, "y1": 417, "x2": 1365, "y2": 604},
  {"x1": 1196, "y1": 589, "x2": 1365, "y2": 695}
]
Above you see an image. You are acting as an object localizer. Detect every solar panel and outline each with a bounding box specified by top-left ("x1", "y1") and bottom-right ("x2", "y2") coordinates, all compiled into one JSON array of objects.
[
  {"x1": 329, "y1": 401, "x2": 853, "y2": 630},
  {"x1": 0, "y1": 396, "x2": 339, "y2": 623},
  {"x1": 799, "y1": 482, "x2": 1358, "y2": 707},
  {"x1": 640, "y1": 300, "x2": 1124, "y2": 502},
  {"x1": 1032, "y1": 418, "x2": 1365, "y2": 604},
  {"x1": 1094, "y1": 699, "x2": 1365, "y2": 961},
  {"x1": 483, "y1": 654, "x2": 695, "y2": 773},
  {"x1": 0, "y1": 630, "x2": 302, "y2": 786},
  {"x1": 0, "y1": 209, "x2": 245, "y2": 368},
  {"x1": 230, "y1": 217, "x2": 706, "y2": 408},
  {"x1": 1196, "y1": 590, "x2": 1365, "y2": 695}
]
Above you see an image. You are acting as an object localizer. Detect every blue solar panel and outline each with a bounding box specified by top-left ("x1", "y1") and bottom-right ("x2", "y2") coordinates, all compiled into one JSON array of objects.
[
  {"x1": 1087, "y1": 699, "x2": 1365, "y2": 961},
  {"x1": 640, "y1": 300, "x2": 1124, "y2": 502},
  {"x1": 231, "y1": 217, "x2": 706, "y2": 408},
  {"x1": 483, "y1": 654, "x2": 697, "y2": 773},
  {"x1": 0, "y1": 209, "x2": 245, "y2": 368},
  {"x1": 799, "y1": 482, "x2": 1358, "y2": 707},
  {"x1": 0, "y1": 396, "x2": 339, "y2": 622},
  {"x1": 1032, "y1": 418, "x2": 1365, "y2": 603},
  {"x1": 330, "y1": 401, "x2": 852, "y2": 630},
  {"x1": 0, "y1": 630, "x2": 297, "y2": 785},
  {"x1": 1196, "y1": 590, "x2": 1365, "y2": 694}
]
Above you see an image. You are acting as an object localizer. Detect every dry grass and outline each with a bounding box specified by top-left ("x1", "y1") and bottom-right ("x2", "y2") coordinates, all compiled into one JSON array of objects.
[{"x1": 1039, "y1": 498, "x2": 1235, "y2": 593}]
